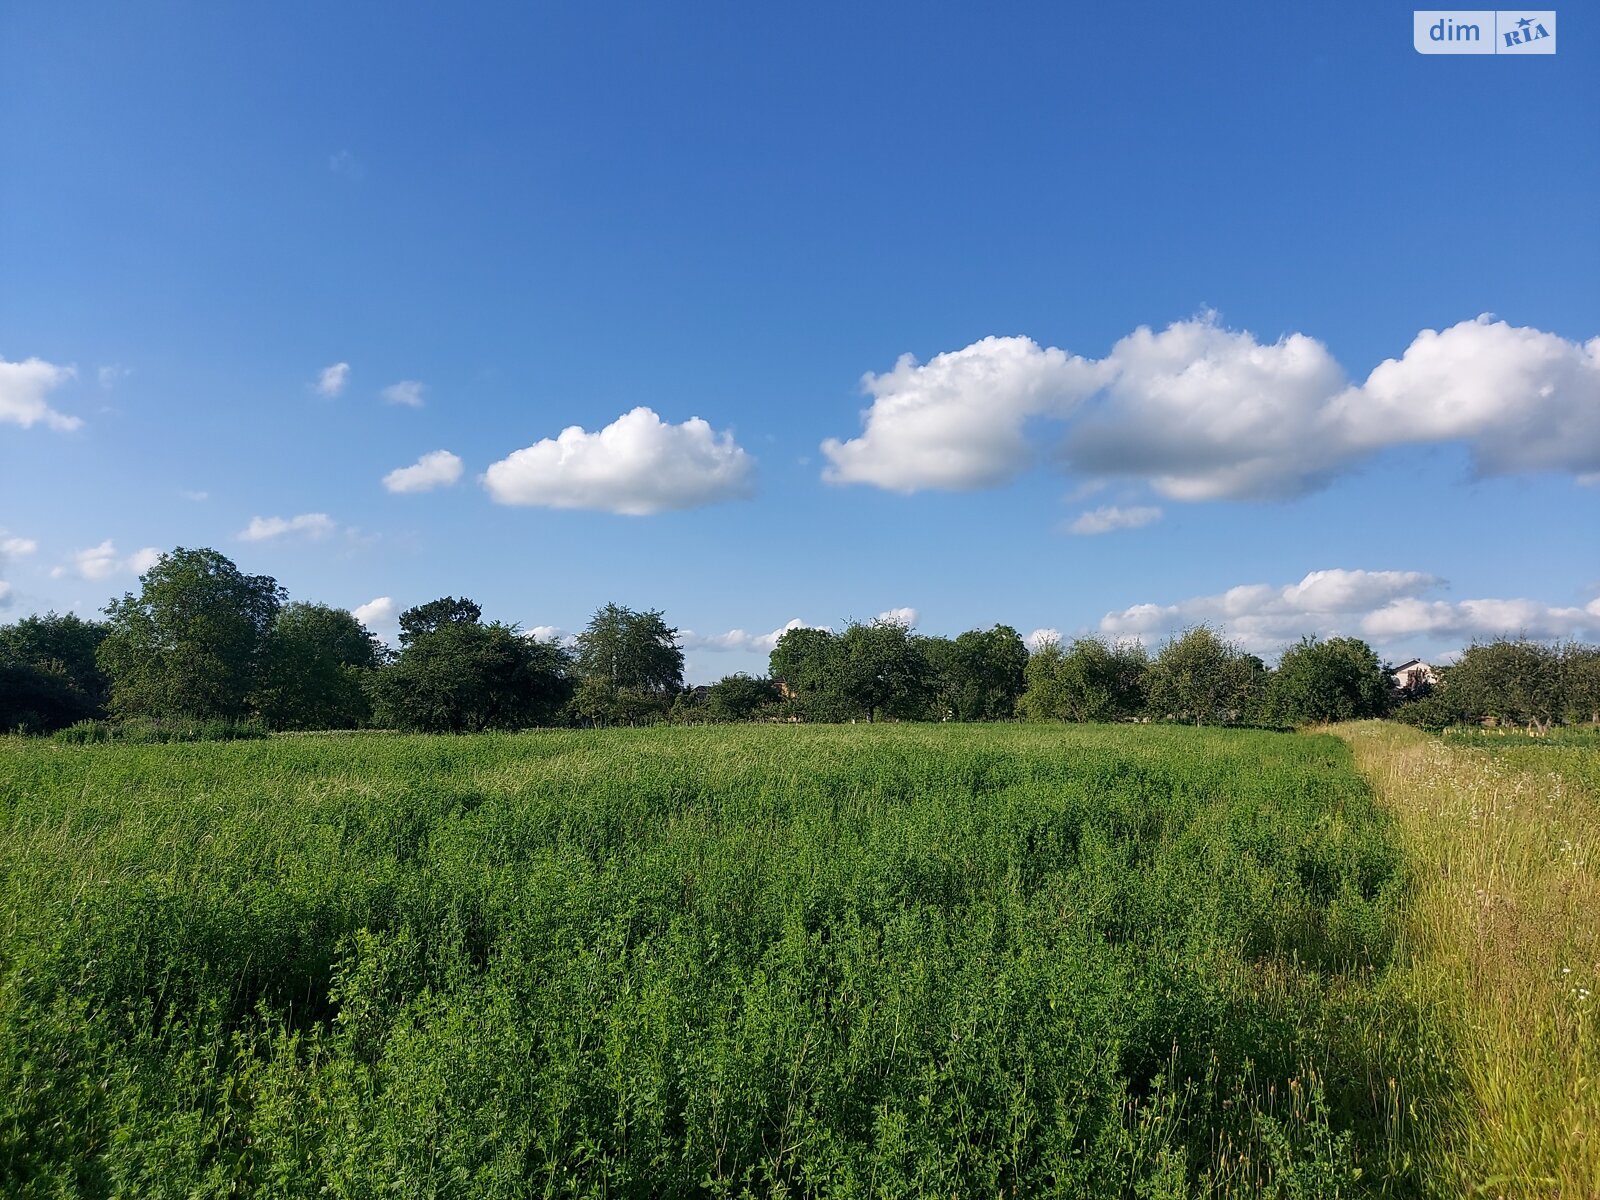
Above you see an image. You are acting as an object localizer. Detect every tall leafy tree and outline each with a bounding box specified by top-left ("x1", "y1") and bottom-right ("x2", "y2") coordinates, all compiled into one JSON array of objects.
[
  {"x1": 1267, "y1": 636, "x2": 1390, "y2": 725},
  {"x1": 98, "y1": 548, "x2": 284, "y2": 720},
  {"x1": 399, "y1": 597, "x2": 482, "y2": 644},
  {"x1": 0, "y1": 612, "x2": 110, "y2": 711},
  {"x1": 926, "y1": 626, "x2": 1028, "y2": 721},
  {"x1": 1144, "y1": 626, "x2": 1263, "y2": 726},
  {"x1": 1448, "y1": 639, "x2": 1563, "y2": 732},
  {"x1": 369, "y1": 599, "x2": 572, "y2": 732},
  {"x1": 836, "y1": 619, "x2": 934, "y2": 723},
  {"x1": 574, "y1": 604, "x2": 684, "y2": 695},
  {"x1": 252, "y1": 602, "x2": 383, "y2": 730},
  {"x1": 706, "y1": 673, "x2": 782, "y2": 722},
  {"x1": 1562, "y1": 643, "x2": 1600, "y2": 725},
  {"x1": 769, "y1": 627, "x2": 849, "y2": 722},
  {"x1": 1018, "y1": 636, "x2": 1147, "y2": 723},
  {"x1": 0, "y1": 612, "x2": 110, "y2": 730}
]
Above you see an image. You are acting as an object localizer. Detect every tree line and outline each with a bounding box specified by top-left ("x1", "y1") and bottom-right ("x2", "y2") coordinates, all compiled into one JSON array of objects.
[{"x1": 2, "y1": 546, "x2": 1597, "y2": 735}]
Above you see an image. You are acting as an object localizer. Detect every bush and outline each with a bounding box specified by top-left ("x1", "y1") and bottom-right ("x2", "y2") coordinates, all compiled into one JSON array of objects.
[{"x1": 53, "y1": 718, "x2": 270, "y2": 745}]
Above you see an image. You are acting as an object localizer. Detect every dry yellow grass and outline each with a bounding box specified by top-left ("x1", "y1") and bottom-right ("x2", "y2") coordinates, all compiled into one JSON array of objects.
[{"x1": 1336, "y1": 722, "x2": 1600, "y2": 1198}]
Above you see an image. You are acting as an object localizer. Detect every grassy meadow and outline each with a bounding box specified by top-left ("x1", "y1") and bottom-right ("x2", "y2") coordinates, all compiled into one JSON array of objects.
[
  {"x1": 1339, "y1": 722, "x2": 1600, "y2": 1197},
  {"x1": 0, "y1": 724, "x2": 1447, "y2": 1196}
]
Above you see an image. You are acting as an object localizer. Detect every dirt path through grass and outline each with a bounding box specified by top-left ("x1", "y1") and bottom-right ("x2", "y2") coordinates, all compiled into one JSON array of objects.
[{"x1": 1335, "y1": 722, "x2": 1600, "y2": 1198}]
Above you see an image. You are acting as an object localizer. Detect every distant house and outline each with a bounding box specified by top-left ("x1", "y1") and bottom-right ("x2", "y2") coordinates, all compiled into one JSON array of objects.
[{"x1": 1389, "y1": 658, "x2": 1438, "y2": 694}]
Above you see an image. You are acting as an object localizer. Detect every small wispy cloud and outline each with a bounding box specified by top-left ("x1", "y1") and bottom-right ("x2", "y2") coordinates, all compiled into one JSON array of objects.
[
  {"x1": 180, "y1": 489, "x2": 209, "y2": 502},
  {"x1": 383, "y1": 450, "x2": 463, "y2": 493},
  {"x1": 316, "y1": 362, "x2": 351, "y2": 398},
  {"x1": 51, "y1": 540, "x2": 160, "y2": 581},
  {"x1": 97, "y1": 365, "x2": 131, "y2": 390},
  {"x1": 1, "y1": 355, "x2": 82, "y2": 431},
  {"x1": 1067, "y1": 505, "x2": 1163, "y2": 535},
  {"x1": 239, "y1": 513, "x2": 337, "y2": 542},
  {"x1": 382, "y1": 380, "x2": 426, "y2": 408},
  {"x1": 679, "y1": 617, "x2": 830, "y2": 653},
  {"x1": 1, "y1": 535, "x2": 37, "y2": 557}
]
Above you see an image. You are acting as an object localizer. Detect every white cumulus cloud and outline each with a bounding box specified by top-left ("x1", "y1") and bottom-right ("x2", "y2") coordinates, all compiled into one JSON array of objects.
[
  {"x1": 1066, "y1": 317, "x2": 1351, "y2": 500},
  {"x1": 383, "y1": 450, "x2": 464, "y2": 494},
  {"x1": 351, "y1": 596, "x2": 396, "y2": 629},
  {"x1": 1, "y1": 535, "x2": 37, "y2": 557},
  {"x1": 483, "y1": 406, "x2": 755, "y2": 515},
  {"x1": 239, "y1": 513, "x2": 337, "y2": 542},
  {"x1": 1026, "y1": 627, "x2": 1062, "y2": 650},
  {"x1": 1332, "y1": 315, "x2": 1600, "y2": 477},
  {"x1": 1067, "y1": 505, "x2": 1162, "y2": 535},
  {"x1": 382, "y1": 380, "x2": 426, "y2": 408},
  {"x1": 317, "y1": 362, "x2": 351, "y2": 397},
  {"x1": 821, "y1": 315, "x2": 1600, "y2": 502},
  {"x1": 53, "y1": 540, "x2": 161, "y2": 581},
  {"x1": 680, "y1": 617, "x2": 829, "y2": 653},
  {"x1": 525, "y1": 625, "x2": 578, "y2": 647},
  {"x1": 1098, "y1": 568, "x2": 1600, "y2": 658},
  {"x1": 875, "y1": 607, "x2": 919, "y2": 628},
  {"x1": 1, "y1": 355, "x2": 82, "y2": 430},
  {"x1": 822, "y1": 337, "x2": 1105, "y2": 492},
  {"x1": 1361, "y1": 595, "x2": 1600, "y2": 644}
]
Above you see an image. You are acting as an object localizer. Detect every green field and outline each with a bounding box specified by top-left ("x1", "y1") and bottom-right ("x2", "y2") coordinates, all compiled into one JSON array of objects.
[{"x1": 1, "y1": 725, "x2": 1437, "y2": 1197}]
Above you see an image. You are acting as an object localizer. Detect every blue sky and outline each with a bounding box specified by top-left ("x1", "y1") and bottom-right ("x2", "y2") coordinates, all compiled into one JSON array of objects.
[{"x1": 3, "y1": 2, "x2": 1597, "y2": 682}]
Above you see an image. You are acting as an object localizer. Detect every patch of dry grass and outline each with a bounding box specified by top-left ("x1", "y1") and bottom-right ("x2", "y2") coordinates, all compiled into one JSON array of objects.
[{"x1": 1336, "y1": 721, "x2": 1600, "y2": 1198}]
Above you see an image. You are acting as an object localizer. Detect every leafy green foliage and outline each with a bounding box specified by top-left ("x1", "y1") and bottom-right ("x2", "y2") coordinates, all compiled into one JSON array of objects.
[
  {"x1": 252, "y1": 602, "x2": 382, "y2": 730},
  {"x1": 369, "y1": 604, "x2": 572, "y2": 732},
  {"x1": 1447, "y1": 639, "x2": 1564, "y2": 730},
  {"x1": 0, "y1": 611, "x2": 110, "y2": 726},
  {"x1": 923, "y1": 625, "x2": 1028, "y2": 721},
  {"x1": 834, "y1": 618, "x2": 935, "y2": 722},
  {"x1": 575, "y1": 603, "x2": 684, "y2": 694},
  {"x1": 1563, "y1": 643, "x2": 1600, "y2": 725},
  {"x1": 1145, "y1": 626, "x2": 1266, "y2": 726},
  {"x1": 769, "y1": 626, "x2": 850, "y2": 721},
  {"x1": 1267, "y1": 637, "x2": 1390, "y2": 726},
  {"x1": 770, "y1": 620, "x2": 937, "y2": 723},
  {"x1": 0, "y1": 725, "x2": 1427, "y2": 1196},
  {"x1": 0, "y1": 661, "x2": 98, "y2": 734},
  {"x1": 98, "y1": 548, "x2": 285, "y2": 721},
  {"x1": 706, "y1": 672, "x2": 781, "y2": 721},
  {"x1": 397, "y1": 596, "x2": 482, "y2": 644},
  {"x1": 1019, "y1": 636, "x2": 1148, "y2": 723}
]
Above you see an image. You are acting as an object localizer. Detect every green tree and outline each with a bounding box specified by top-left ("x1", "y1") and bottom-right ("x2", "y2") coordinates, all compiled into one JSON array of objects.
[
  {"x1": 0, "y1": 611, "x2": 110, "y2": 712},
  {"x1": 706, "y1": 673, "x2": 782, "y2": 722},
  {"x1": 0, "y1": 662, "x2": 93, "y2": 733},
  {"x1": 1144, "y1": 626, "x2": 1262, "y2": 725},
  {"x1": 252, "y1": 602, "x2": 383, "y2": 730},
  {"x1": 574, "y1": 604, "x2": 684, "y2": 696},
  {"x1": 1448, "y1": 639, "x2": 1563, "y2": 732},
  {"x1": 1018, "y1": 636, "x2": 1148, "y2": 722},
  {"x1": 369, "y1": 601, "x2": 571, "y2": 733},
  {"x1": 0, "y1": 612, "x2": 111, "y2": 731},
  {"x1": 836, "y1": 618, "x2": 934, "y2": 723},
  {"x1": 1562, "y1": 643, "x2": 1600, "y2": 725},
  {"x1": 926, "y1": 626, "x2": 1028, "y2": 721},
  {"x1": 1267, "y1": 636, "x2": 1390, "y2": 725},
  {"x1": 769, "y1": 627, "x2": 847, "y2": 721},
  {"x1": 399, "y1": 596, "x2": 482, "y2": 644},
  {"x1": 98, "y1": 548, "x2": 284, "y2": 720}
]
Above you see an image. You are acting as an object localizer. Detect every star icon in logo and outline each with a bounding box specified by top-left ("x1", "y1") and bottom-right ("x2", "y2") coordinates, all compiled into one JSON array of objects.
[{"x1": 1517, "y1": 15, "x2": 1534, "y2": 29}]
